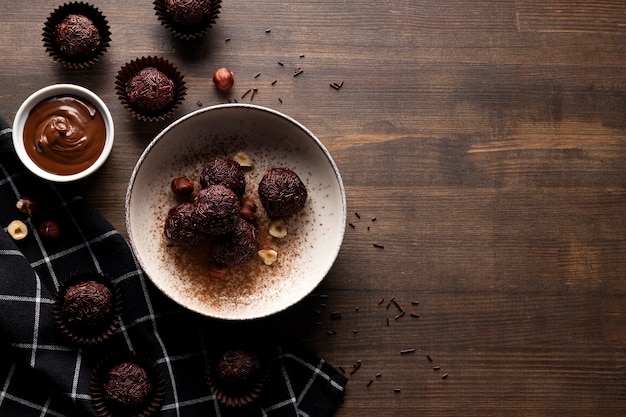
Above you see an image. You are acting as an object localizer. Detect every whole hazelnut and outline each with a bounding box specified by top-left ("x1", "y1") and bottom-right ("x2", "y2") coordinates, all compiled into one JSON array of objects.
[
  {"x1": 207, "y1": 261, "x2": 228, "y2": 280},
  {"x1": 240, "y1": 199, "x2": 257, "y2": 223},
  {"x1": 171, "y1": 176, "x2": 194, "y2": 198},
  {"x1": 16, "y1": 197, "x2": 36, "y2": 216},
  {"x1": 38, "y1": 220, "x2": 60, "y2": 240},
  {"x1": 212, "y1": 67, "x2": 234, "y2": 92}
]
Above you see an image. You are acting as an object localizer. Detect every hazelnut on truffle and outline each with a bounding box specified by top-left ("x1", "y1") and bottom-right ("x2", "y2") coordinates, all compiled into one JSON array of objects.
[
  {"x1": 199, "y1": 158, "x2": 246, "y2": 198},
  {"x1": 213, "y1": 217, "x2": 259, "y2": 267},
  {"x1": 192, "y1": 184, "x2": 240, "y2": 235},
  {"x1": 258, "y1": 168, "x2": 308, "y2": 219}
]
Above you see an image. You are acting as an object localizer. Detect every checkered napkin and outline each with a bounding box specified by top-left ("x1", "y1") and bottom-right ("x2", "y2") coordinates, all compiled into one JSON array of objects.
[{"x1": 0, "y1": 116, "x2": 347, "y2": 417}]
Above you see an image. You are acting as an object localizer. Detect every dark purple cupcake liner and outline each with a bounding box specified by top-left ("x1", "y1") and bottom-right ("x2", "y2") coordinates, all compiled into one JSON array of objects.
[
  {"x1": 42, "y1": 2, "x2": 111, "y2": 69},
  {"x1": 90, "y1": 350, "x2": 165, "y2": 417},
  {"x1": 52, "y1": 271, "x2": 122, "y2": 346},
  {"x1": 115, "y1": 56, "x2": 187, "y2": 122},
  {"x1": 153, "y1": 0, "x2": 222, "y2": 40}
]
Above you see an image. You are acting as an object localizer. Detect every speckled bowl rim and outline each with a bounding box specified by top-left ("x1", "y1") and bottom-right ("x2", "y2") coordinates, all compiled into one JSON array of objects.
[{"x1": 12, "y1": 83, "x2": 114, "y2": 182}]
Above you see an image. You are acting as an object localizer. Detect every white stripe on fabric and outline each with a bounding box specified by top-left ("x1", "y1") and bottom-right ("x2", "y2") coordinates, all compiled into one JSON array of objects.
[
  {"x1": 0, "y1": 295, "x2": 54, "y2": 303},
  {"x1": 10, "y1": 343, "x2": 74, "y2": 352},
  {"x1": 30, "y1": 272, "x2": 42, "y2": 367},
  {"x1": 52, "y1": 189, "x2": 103, "y2": 275},
  {"x1": 70, "y1": 347, "x2": 83, "y2": 405},
  {"x1": 38, "y1": 392, "x2": 53, "y2": 417},
  {"x1": 135, "y1": 263, "x2": 182, "y2": 417},
  {"x1": 0, "y1": 127, "x2": 11, "y2": 137},
  {"x1": 296, "y1": 358, "x2": 324, "y2": 407},
  {"x1": 0, "y1": 249, "x2": 26, "y2": 257},
  {"x1": 29, "y1": 230, "x2": 119, "y2": 270},
  {"x1": 281, "y1": 352, "x2": 345, "y2": 391},
  {"x1": 0, "y1": 392, "x2": 67, "y2": 417},
  {"x1": 0, "y1": 360, "x2": 16, "y2": 408},
  {"x1": 160, "y1": 395, "x2": 214, "y2": 410}
]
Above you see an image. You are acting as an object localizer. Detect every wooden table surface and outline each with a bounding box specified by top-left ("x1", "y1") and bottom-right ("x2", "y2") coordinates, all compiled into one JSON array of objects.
[{"x1": 2, "y1": 1, "x2": 626, "y2": 415}]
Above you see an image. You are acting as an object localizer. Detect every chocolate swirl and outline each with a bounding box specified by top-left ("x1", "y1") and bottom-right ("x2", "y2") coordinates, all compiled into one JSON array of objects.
[{"x1": 24, "y1": 95, "x2": 106, "y2": 176}]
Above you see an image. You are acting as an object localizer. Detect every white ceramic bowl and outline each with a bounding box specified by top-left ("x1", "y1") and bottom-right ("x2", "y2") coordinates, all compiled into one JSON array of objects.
[
  {"x1": 126, "y1": 104, "x2": 346, "y2": 320},
  {"x1": 12, "y1": 84, "x2": 114, "y2": 182}
]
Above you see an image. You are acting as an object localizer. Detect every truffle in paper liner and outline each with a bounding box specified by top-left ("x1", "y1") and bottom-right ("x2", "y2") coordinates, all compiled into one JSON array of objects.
[
  {"x1": 90, "y1": 351, "x2": 165, "y2": 417},
  {"x1": 53, "y1": 271, "x2": 121, "y2": 346},
  {"x1": 205, "y1": 345, "x2": 271, "y2": 407},
  {"x1": 42, "y1": 2, "x2": 111, "y2": 69},
  {"x1": 115, "y1": 56, "x2": 186, "y2": 122},
  {"x1": 153, "y1": 0, "x2": 222, "y2": 40}
]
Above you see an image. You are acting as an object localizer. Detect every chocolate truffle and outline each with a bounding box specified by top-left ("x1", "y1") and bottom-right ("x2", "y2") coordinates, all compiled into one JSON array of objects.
[
  {"x1": 258, "y1": 168, "x2": 308, "y2": 219},
  {"x1": 215, "y1": 348, "x2": 262, "y2": 394},
  {"x1": 199, "y1": 158, "x2": 246, "y2": 198},
  {"x1": 104, "y1": 362, "x2": 153, "y2": 409},
  {"x1": 213, "y1": 217, "x2": 259, "y2": 267},
  {"x1": 54, "y1": 14, "x2": 102, "y2": 59},
  {"x1": 164, "y1": 0, "x2": 213, "y2": 27},
  {"x1": 164, "y1": 202, "x2": 206, "y2": 245},
  {"x1": 62, "y1": 280, "x2": 113, "y2": 331},
  {"x1": 192, "y1": 184, "x2": 240, "y2": 235},
  {"x1": 125, "y1": 67, "x2": 175, "y2": 114}
]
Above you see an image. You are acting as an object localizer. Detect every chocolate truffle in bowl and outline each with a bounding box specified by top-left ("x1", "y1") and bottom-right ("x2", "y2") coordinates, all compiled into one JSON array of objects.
[
  {"x1": 12, "y1": 84, "x2": 115, "y2": 182},
  {"x1": 42, "y1": 2, "x2": 111, "y2": 68}
]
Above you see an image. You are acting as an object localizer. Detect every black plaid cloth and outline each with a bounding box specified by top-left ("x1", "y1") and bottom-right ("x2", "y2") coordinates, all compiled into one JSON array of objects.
[{"x1": 0, "y1": 115, "x2": 346, "y2": 417}]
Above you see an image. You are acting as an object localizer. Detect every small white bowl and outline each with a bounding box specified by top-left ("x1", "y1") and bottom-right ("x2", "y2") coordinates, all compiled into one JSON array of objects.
[
  {"x1": 126, "y1": 104, "x2": 346, "y2": 320},
  {"x1": 12, "y1": 84, "x2": 114, "y2": 182}
]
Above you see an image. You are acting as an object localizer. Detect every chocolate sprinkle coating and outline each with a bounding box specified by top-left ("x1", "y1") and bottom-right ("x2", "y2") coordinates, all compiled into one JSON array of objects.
[
  {"x1": 199, "y1": 158, "x2": 246, "y2": 198},
  {"x1": 104, "y1": 362, "x2": 153, "y2": 408},
  {"x1": 215, "y1": 348, "x2": 262, "y2": 393},
  {"x1": 213, "y1": 217, "x2": 259, "y2": 267},
  {"x1": 164, "y1": 202, "x2": 206, "y2": 245},
  {"x1": 126, "y1": 67, "x2": 175, "y2": 113},
  {"x1": 62, "y1": 280, "x2": 112, "y2": 330},
  {"x1": 54, "y1": 14, "x2": 102, "y2": 59},
  {"x1": 192, "y1": 184, "x2": 240, "y2": 235},
  {"x1": 258, "y1": 168, "x2": 308, "y2": 219},
  {"x1": 164, "y1": 0, "x2": 213, "y2": 27}
]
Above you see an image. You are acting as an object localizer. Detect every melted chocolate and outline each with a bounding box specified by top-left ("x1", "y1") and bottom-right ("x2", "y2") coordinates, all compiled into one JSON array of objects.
[{"x1": 23, "y1": 95, "x2": 106, "y2": 176}]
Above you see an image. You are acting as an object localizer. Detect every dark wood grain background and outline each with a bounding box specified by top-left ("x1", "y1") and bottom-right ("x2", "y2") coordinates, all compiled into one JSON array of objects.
[{"x1": 2, "y1": 1, "x2": 626, "y2": 415}]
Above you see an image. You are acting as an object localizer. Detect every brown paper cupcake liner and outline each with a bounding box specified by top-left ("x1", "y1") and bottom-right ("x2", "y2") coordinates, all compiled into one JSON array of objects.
[
  {"x1": 205, "y1": 345, "x2": 272, "y2": 407},
  {"x1": 42, "y1": 2, "x2": 111, "y2": 69},
  {"x1": 52, "y1": 271, "x2": 122, "y2": 346},
  {"x1": 90, "y1": 351, "x2": 165, "y2": 417},
  {"x1": 153, "y1": 0, "x2": 222, "y2": 40},
  {"x1": 115, "y1": 56, "x2": 187, "y2": 122}
]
